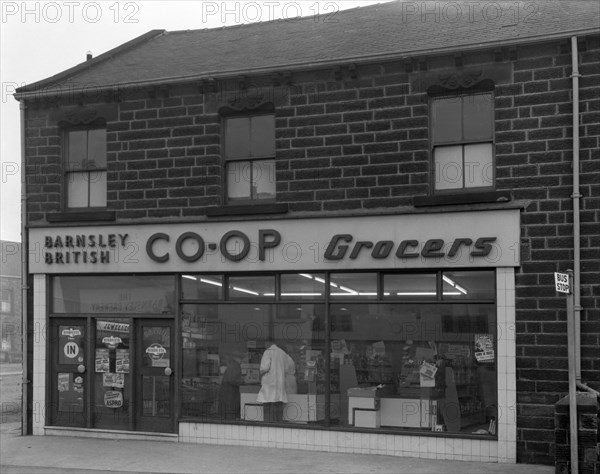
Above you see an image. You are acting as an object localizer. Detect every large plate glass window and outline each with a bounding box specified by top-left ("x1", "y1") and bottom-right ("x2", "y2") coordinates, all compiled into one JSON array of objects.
[
  {"x1": 432, "y1": 92, "x2": 494, "y2": 191},
  {"x1": 179, "y1": 270, "x2": 497, "y2": 437},
  {"x1": 224, "y1": 114, "x2": 275, "y2": 202},
  {"x1": 65, "y1": 128, "x2": 107, "y2": 208}
]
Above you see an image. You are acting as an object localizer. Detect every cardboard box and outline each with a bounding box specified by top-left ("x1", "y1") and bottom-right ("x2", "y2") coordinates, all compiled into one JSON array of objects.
[
  {"x1": 354, "y1": 408, "x2": 381, "y2": 428},
  {"x1": 347, "y1": 386, "x2": 380, "y2": 398},
  {"x1": 242, "y1": 403, "x2": 264, "y2": 421}
]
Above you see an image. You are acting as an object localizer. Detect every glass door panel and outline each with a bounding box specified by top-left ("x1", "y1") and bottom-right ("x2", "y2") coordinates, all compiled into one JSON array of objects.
[
  {"x1": 137, "y1": 320, "x2": 174, "y2": 432},
  {"x1": 93, "y1": 318, "x2": 132, "y2": 429},
  {"x1": 51, "y1": 320, "x2": 87, "y2": 427}
]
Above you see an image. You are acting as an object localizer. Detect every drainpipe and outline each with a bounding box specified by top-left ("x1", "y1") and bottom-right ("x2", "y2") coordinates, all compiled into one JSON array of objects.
[
  {"x1": 19, "y1": 100, "x2": 29, "y2": 435},
  {"x1": 570, "y1": 36, "x2": 582, "y2": 384},
  {"x1": 567, "y1": 35, "x2": 582, "y2": 474}
]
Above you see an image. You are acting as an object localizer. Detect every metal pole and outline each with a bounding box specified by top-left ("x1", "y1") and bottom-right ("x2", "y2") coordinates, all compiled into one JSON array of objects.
[
  {"x1": 566, "y1": 270, "x2": 578, "y2": 474},
  {"x1": 19, "y1": 101, "x2": 29, "y2": 435}
]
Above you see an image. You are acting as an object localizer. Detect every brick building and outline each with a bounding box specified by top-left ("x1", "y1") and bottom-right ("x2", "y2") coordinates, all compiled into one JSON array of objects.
[
  {"x1": 0, "y1": 241, "x2": 22, "y2": 363},
  {"x1": 15, "y1": 0, "x2": 599, "y2": 466}
]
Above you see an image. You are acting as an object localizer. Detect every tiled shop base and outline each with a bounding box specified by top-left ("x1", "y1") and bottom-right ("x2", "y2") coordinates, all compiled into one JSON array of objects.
[{"x1": 179, "y1": 423, "x2": 501, "y2": 463}]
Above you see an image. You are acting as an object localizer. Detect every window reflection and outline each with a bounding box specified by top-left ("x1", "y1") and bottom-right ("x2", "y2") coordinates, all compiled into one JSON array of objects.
[{"x1": 53, "y1": 275, "x2": 175, "y2": 313}]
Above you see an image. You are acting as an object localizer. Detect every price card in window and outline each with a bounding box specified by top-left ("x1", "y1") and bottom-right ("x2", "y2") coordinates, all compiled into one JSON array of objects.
[{"x1": 475, "y1": 334, "x2": 495, "y2": 363}]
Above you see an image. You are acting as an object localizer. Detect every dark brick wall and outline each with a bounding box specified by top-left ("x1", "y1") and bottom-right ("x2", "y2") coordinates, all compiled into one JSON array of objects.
[{"x1": 22, "y1": 34, "x2": 600, "y2": 465}]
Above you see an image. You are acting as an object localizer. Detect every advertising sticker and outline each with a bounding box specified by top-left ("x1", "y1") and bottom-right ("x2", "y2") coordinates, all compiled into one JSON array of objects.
[
  {"x1": 104, "y1": 390, "x2": 123, "y2": 408},
  {"x1": 59, "y1": 326, "x2": 84, "y2": 365},
  {"x1": 475, "y1": 334, "x2": 495, "y2": 362},
  {"x1": 103, "y1": 372, "x2": 125, "y2": 388},
  {"x1": 95, "y1": 348, "x2": 110, "y2": 372},
  {"x1": 116, "y1": 349, "x2": 130, "y2": 373},
  {"x1": 146, "y1": 343, "x2": 168, "y2": 367},
  {"x1": 102, "y1": 336, "x2": 122, "y2": 350}
]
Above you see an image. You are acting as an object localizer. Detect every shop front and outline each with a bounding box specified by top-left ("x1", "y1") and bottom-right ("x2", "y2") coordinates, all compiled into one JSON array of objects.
[{"x1": 29, "y1": 208, "x2": 520, "y2": 461}]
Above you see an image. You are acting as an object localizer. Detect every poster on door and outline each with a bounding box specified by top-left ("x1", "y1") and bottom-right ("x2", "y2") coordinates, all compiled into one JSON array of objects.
[
  {"x1": 116, "y1": 349, "x2": 130, "y2": 373},
  {"x1": 95, "y1": 349, "x2": 110, "y2": 372},
  {"x1": 57, "y1": 372, "x2": 84, "y2": 412},
  {"x1": 103, "y1": 372, "x2": 125, "y2": 388},
  {"x1": 59, "y1": 326, "x2": 84, "y2": 365}
]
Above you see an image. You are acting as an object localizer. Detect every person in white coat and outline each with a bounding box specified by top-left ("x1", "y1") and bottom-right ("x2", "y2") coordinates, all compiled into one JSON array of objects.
[{"x1": 257, "y1": 339, "x2": 295, "y2": 422}]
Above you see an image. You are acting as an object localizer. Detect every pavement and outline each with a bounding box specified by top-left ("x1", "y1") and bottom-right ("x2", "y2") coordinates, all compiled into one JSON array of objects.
[{"x1": 0, "y1": 421, "x2": 555, "y2": 474}]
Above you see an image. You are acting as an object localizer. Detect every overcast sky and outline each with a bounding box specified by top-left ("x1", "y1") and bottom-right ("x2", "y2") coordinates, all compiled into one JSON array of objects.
[{"x1": 0, "y1": 0, "x2": 382, "y2": 242}]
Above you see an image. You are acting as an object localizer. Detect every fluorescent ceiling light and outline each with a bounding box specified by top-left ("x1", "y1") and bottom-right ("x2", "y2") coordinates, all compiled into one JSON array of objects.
[
  {"x1": 443, "y1": 275, "x2": 468, "y2": 294},
  {"x1": 200, "y1": 278, "x2": 222, "y2": 287},
  {"x1": 396, "y1": 292, "x2": 437, "y2": 296},
  {"x1": 182, "y1": 275, "x2": 197, "y2": 280},
  {"x1": 338, "y1": 285, "x2": 358, "y2": 295},
  {"x1": 281, "y1": 293, "x2": 322, "y2": 296},
  {"x1": 232, "y1": 286, "x2": 259, "y2": 296}
]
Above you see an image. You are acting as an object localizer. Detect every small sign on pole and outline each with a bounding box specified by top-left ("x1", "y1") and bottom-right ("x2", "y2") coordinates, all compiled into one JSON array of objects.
[{"x1": 554, "y1": 272, "x2": 571, "y2": 294}]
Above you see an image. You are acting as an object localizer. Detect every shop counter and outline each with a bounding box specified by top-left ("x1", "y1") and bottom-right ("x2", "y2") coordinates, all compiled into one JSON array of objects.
[
  {"x1": 241, "y1": 390, "x2": 340, "y2": 423},
  {"x1": 348, "y1": 388, "x2": 438, "y2": 429}
]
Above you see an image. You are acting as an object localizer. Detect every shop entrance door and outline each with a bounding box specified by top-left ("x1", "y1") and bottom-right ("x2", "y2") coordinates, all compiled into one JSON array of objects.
[
  {"x1": 50, "y1": 319, "x2": 88, "y2": 427},
  {"x1": 136, "y1": 319, "x2": 175, "y2": 433}
]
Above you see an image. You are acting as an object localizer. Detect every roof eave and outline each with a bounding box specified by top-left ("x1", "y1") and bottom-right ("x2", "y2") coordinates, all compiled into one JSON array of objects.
[{"x1": 14, "y1": 29, "x2": 165, "y2": 97}]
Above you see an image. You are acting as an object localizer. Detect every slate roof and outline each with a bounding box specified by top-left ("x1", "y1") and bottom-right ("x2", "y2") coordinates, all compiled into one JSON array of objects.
[{"x1": 15, "y1": 0, "x2": 600, "y2": 98}]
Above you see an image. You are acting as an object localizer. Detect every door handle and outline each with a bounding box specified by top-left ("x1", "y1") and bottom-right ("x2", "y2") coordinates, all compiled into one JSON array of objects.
[
  {"x1": 164, "y1": 367, "x2": 172, "y2": 376},
  {"x1": 77, "y1": 365, "x2": 86, "y2": 373}
]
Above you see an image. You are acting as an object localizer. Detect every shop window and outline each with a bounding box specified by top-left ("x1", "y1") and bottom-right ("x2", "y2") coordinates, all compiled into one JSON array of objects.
[
  {"x1": 180, "y1": 303, "x2": 325, "y2": 422},
  {"x1": 0, "y1": 288, "x2": 12, "y2": 313},
  {"x1": 280, "y1": 273, "x2": 326, "y2": 300},
  {"x1": 224, "y1": 115, "x2": 275, "y2": 203},
  {"x1": 442, "y1": 270, "x2": 495, "y2": 300},
  {"x1": 52, "y1": 275, "x2": 175, "y2": 313},
  {"x1": 431, "y1": 92, "x2": 494, "y2": 192},
  {"x1": 64, "y1": 128, "x2": 107, "y2": 208},
  {"x1": 329, "y1": 273, "x2": 378, "y2": 299},
  {"x1": 383, "y1": 273, "x2": 437, "y2": 299},
  {"x1": 182, "y1": 275, "x2": 224, "y2": 300},
  {"x1": 227, "y1": 275, "x2": 275, "y2": 299},
  {"x1": 333, "y1": 302, "x2": 497, "y2": 434},
  {"x1": 178, "y1": 270, "x2": 496, "y2": 435}
]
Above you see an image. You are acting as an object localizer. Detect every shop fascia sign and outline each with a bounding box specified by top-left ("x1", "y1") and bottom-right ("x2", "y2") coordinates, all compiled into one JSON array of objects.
[
  {"x1": 145, "y1": 230, "x2": 498, "y2": 263},
  {"x1": 29, "y1": 210, "x2": 521, "y2": 272}
]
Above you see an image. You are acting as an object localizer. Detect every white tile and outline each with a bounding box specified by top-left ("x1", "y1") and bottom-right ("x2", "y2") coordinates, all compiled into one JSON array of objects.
[
  {"x1": 392, "y1": 435, "x2": 401, "y2": 454},
  {"x1": 360, "y1": 432, "x2": 369, "y2": 450},
  {"x1": 409, "y1": 436, "x2": 420, "y2": 453},
  {"x1": 427, "y1": 437, "x2": 436, "y2": 455},
  {"x1": 386, "y1": 435, "x2": 394, "y2": 454},
  {"x1": 498, "y1": 438, "x2": 508, "y2": 462},
  {"x1": 481, "y1": 440, "x2": 491, "y2": 459},
  {"x1": 369, "y1": 433, "x2": 378, "y2": 451},
  {"x1": 298, "y1": 429, "x2": 307, "y2": 446},
  {"x1": 313, "y1": 429, "x2": 322, "y2": 448},
  {"x1": 336, "y1": 431, "x2": 346, "y2": 449},
  {"x1": 291, "y1": 428, "x2": 299, "y2": 445}
]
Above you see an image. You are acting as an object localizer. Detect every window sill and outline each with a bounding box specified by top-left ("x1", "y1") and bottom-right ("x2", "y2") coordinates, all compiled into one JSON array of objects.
[
  {"x1": 205, "y1": 203, "x2": 289, "y2": 217},
  {"x1": 47, "y1": 210, "x2": 116, "y2": 223},
  {"x1": 413, "y1": 191, "x2": 511, "y2": 207}
]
